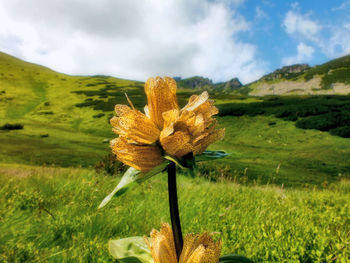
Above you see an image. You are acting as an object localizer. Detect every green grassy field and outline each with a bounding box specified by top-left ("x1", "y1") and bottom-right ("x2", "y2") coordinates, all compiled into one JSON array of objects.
[
  {"x1": 1, "y1": 52, "x2": 350, "y2": 262},
  {"x1": 0, "y1": 164, "x2": 349, "y2": 262}
]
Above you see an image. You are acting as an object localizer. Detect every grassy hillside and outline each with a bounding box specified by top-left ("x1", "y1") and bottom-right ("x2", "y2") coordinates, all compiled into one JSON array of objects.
[
  {"x1": 244, "y1": 54, "x2": 350, "y2": 96},
  {"x1": 0, "y1": 53, "x2": 214, "y2": 166},
  {"x1": 0, "y1": 164, "x2": 349, "y2": 262},
  {"x1": 0, "y1": 52, "x2": 250, "y2": 167},
  {"x1": 1, "y1": 53, "x2": 350, "y2": 261},
  {"x1": 1, "y1": 52, "x2": 350, "y2": 187},
  {"x1": 0, "y1": 52, "x2": 144, "y2": 166}
]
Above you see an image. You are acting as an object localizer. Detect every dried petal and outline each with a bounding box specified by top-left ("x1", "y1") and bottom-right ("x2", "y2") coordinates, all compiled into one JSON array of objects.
[
  {"x1": 145, "y1": 77, "x2": 179, "y2": 129},
  {"x1": 180, "y1": 233, "x2": 222, "y2": 263},
  {"x1": 144, "y1": 105, "x2": 150, "y2": 118},
  {"x1": 193, "y1": 128, "x2": 225, "y2": 155},
  {"x1": 181, "y1": 91, "x2": 209, "y2": 112},
  {"x1": 144, "y1": 223, "x2": 177, "y2": 263},
  {"x1": 110, "y1": 137, "x2": 164, "y2": 172},
  {"x1": 194, "y1": 100, "x2": 218, "y2": 127},
  {"x1": 111, "y1": 105, "x2": 160, "y2": 144},
  {"x1": 160, "y1": 131, "x2": 193, "y2": 158}
]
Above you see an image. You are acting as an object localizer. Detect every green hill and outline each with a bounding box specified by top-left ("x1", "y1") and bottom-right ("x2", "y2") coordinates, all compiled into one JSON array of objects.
[
  {"x1": 0, "y1": 53, "x2": 349, "y2": 262},
  {"x1": 0, "y1": 52, "x2": 146, "y2": 166},
  {"x1": 0, "y1": 52, "x2": 243, "y2": 167},
  {"x1": 244, "y1": 55, "x2": 350, "y2": 96},
  {"x1": 1, "y1": 52, "x2": 350, "y2": 187}
]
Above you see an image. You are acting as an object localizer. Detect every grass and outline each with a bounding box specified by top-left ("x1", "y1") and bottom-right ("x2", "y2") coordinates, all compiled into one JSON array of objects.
[
  {"x1": 1, "y1": 51, "x2": 349, "y2": 185},
  {"x1": 218, "y1": 95, "x2": 350, "y2": 138},
  {"x1": 1, "y1": 51, "x2": 350, "y2": 262},
  {"x1": 204, "y1": 115, "x2": 350, "y2": 187},
  {"x1": 0, "y1": 165, "x2": 349, "y2": 262}
]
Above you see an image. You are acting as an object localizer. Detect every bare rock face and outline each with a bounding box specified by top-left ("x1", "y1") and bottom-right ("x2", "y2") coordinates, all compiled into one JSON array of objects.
[
  {"x1": 262, "y1": 64, "x2": 310, "y2": 81},
  {"x1": 224, "y1": 78, "x2": 242, "y2": 90}
]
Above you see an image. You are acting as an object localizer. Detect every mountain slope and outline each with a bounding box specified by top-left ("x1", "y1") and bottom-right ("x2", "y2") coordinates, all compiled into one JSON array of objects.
[
  {"x1": 1, "y1": 52, "x2": 349, "y2": 188},
  {"x1": 0, "y1": 52, "x2": 148, "y2": 166},
  {"x1": 243, "y1": 55, "x2": 350, "y2": 96},
  {"x1": 176, "y1": 76, "x2": 242, "y2": 93},
  {"x1": 0, "y1": 52, "x2": 242, "y2": 166}
]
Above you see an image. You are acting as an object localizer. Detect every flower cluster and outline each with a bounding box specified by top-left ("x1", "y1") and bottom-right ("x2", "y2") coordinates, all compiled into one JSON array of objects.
[
  {"x1": 145, "y1": 223, "x2": 221, "y2": 263},
  {"x1": 110, "y1": 76, "x2": 225, "y2": 172}
]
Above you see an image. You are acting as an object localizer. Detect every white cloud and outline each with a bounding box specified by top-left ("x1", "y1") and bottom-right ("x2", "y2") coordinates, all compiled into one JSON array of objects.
[
  {"x1": 219, "y1": 0, "x2": 246, "y2": 7},
  {"x1": 255, "y1": 6, "x2": 268, "y2": 20},
  {"x1": 282, "y1": 10, "x2": 321, "y2": 41},
  {"x1": 322, "y1": 24, "x2": 350, "y2": 57},
  {"x1": 282, "y1": 7, "x2": 350, "y2": 61},
  {"x1": 282, "y1": 42, "x2": 314, "y2": 65},
  {"x1": 0, "y1": 0, "x2": 264, "y2": 83},
  {"x1": 332, "y1": 0, "x2": 350, "y2": 11}
]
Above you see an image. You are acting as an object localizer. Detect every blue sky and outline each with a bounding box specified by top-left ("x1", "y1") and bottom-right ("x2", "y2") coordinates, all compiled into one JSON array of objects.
[
  {"x1": 0, "y1": 0, "x2": 350, "y2": 84},
  {"x1": 236, "y1": 0, "x2": 350, "y2": 71}
]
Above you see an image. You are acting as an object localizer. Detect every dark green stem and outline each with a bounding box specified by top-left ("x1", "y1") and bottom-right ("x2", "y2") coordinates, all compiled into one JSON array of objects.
[{"x1": 167, "y1": 162, "x2": 183, "y2": 260}]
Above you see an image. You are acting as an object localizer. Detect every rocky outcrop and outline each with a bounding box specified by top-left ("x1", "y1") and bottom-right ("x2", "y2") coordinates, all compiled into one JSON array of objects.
[
  {"x1": 214, "y1": 78, "x2": 242, "y2": 92},
  {"x1": 262, "y1": 64, "x2": 310, "y2": 81},
  {"x1": 176, "y1": 76, "x2": 242, "y2": 93},
  {"x1": 223, "y1": 77, "x2": 242, "y2": 90},
  {"x1": 177, "y1": 76, "x2": 213, "y2": 90}
]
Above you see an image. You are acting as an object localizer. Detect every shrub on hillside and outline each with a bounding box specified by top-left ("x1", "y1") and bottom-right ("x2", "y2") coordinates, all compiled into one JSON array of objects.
[
  {"x1": 330, "y1": 126, "x2": 350, "y2": 138},
  {"x1": 93, "y1": 113, "x2": 105, "y2": 118},
  {"x1": 295, "y1": 112, "x2": 350, "y2": 132},
  {"x1": 0, "y1": 123, "x2": 24, "y2": 130}
]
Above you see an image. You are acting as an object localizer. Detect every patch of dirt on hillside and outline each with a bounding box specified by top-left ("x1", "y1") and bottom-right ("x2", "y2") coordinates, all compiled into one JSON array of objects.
[{"x1": 250, "y1": 77, "x2": 350, "y2": 96}]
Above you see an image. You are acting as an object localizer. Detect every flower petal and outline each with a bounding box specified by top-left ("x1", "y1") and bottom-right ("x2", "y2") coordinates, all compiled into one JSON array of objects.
[
  {"x1": 181, "y1": 91, "x2": 209, "y2": 112},
  {"x1": 144, "y1": 105, "x2": 150, "y2": 118},
  {"x1": 194, "y1": 100, "x2": 218, "y2": 126},
  {"x1": 144, "y1": 223, "x2": 177, "y2": 263},
  {"x1": 160, "y1": 131, "x2": 193, "y2": 159},
  {"x1": 111, "y1": 137, "x2": 164, "y2": 172},
  {"x1": 193, "y1": 128, "x2": 225, "y2": 155},
  {"x1": 145, "y1": 77, "x2": 179, "y2": 129},
  {"x1": 180, "y1": 233, "x2": 222, "y2": 263},
  {"x1": 111, "y1": 105, "x2": 160, "y2": 145}
]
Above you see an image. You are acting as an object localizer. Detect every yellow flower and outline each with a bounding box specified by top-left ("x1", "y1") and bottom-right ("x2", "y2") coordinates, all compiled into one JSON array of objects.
[
  {"x1": 110, "y1": 76, "x2": 225, "y2": 172},
  {"x1": 144, "y1": 223, "x2": 222, "y2": 263}
]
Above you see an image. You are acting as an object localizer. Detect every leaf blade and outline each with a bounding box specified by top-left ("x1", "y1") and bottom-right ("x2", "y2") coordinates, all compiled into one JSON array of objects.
[
  {"x1": 195, "y1": 150, "x2": 229, "y2": 162},
  {"x1": 98, "y1": 161, "x2": 170, "y2": 209},
  {"x1": 109, "y1": 236, "x2": 153, "y2": 263}
]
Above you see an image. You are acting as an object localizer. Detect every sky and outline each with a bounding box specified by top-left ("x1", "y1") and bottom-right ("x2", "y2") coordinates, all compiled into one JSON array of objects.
[{"x1": 0, "y1": 0, "x2": 350, "y2": 84}]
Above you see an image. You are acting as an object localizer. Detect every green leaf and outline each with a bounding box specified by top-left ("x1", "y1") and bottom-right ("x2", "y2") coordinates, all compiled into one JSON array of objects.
[
  {"x1": 164, "y1": 155, "x2": 186, "y2": 169},
  {"x1": 219, "y1": 254, "x2": 254, "y2": 263},
  {"x1": 98, "y1": 161, "x2": 170, "y2": 209},
  {"x1": 195, "y1": 150, "x2": 229, "y2": 162},
  {"x1": 165, "y1": 152, "x2": 196, "y2": 169},
  {"x1": 165, "y1": 153, "x2": 197, "y2": 177},
  {"x1": 109, "y1": 237, "x2": 153, "y2": 263}
]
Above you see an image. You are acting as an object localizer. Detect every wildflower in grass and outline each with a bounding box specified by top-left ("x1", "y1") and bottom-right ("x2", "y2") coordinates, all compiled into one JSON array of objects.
[
  {"x1": 144, "y1": 223, "x2": 221, "y2": 263},
  {"x1": 103, "y1": 77, "x2": 236, "y2": 262},
  {"x1": 110, "y1": 76, "x2": 225, "y2": 172}
]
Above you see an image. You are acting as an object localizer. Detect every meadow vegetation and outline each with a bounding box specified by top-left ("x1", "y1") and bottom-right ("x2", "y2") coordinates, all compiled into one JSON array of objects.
[
  {"x1": 0, "y1": 165, "x2": 349, "y2": 262},
  {"x1": 0, "y1": 52, "x2": 349, "y2": 261}
]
